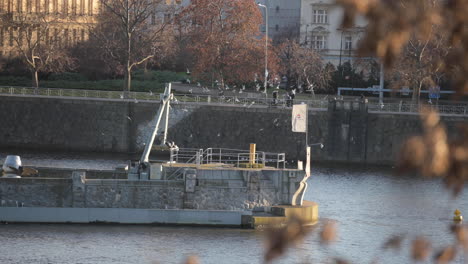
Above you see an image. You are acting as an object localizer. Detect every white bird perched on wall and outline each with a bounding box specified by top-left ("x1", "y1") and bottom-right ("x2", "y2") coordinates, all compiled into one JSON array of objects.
[
  {"x1": 186, "y1": 68, "x2": 191, "y2": 75},
  {"x1": 188, "y1": 89, "x2": 193, "y2": 94},
  {"x1": 165, "y1": 141, "x2": 179, "y2": 151},
  {"x1": 242, "y1": 85, "x2": 246, "y2": 90},
  {"x1": 256, "y1": 84, "x2": 261, "y2": 91},
  {"x1": 225, "y1": 85, "x2": 230, "y2": 90},
  {"x1": 197, "y1": 82, "x2": 201, "y2": 87}
]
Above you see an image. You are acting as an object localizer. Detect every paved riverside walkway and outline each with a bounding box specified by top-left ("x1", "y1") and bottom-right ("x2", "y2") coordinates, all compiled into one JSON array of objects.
[{"x1": 1, "y1": 86, "x2": 467, "y2": 115}]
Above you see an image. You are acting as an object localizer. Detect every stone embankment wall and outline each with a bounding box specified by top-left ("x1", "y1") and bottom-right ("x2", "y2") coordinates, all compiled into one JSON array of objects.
[
  {"x1": 0, "y1": 168, "x2": 303, "y2": 210},
  {"x1": 0, "y1": 95, "x2": 467, "y2": 164}
]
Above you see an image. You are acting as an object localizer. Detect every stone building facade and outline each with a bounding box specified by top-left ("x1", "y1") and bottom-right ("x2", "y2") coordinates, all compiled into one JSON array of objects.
[
  {"x1": 0, "y1": 0, "x2": 181, "y2": 58},
  {"x1": 0, "y1": 0, "x2": 101, "y2": 57},
  {"x1": 300, "y1": 0, "x2": 367, "y2": 65}
]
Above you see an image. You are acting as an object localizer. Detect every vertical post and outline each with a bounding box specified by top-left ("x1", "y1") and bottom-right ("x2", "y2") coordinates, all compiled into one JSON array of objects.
[
  {"x1": 162, "y1": 93, "x2": 171, "y2": 145},
  {"x1": 305, "y1": 104, "x2": 309, "y2": 148},
  {"x1": 258, "y1": 3, "x2": 268, "y2": 96},
  {"x1": 379, "y1": 62, "x2": 384, "y2": 105},
  {"x1": 249, "y1": 143, "x2": 256, "y2": 165},
  {"x1": 264, "y1": 3, "x2": 268, "y2": 95},
  {"x1": 305, "y1": 146, "x2": 311, "y2": 177}
]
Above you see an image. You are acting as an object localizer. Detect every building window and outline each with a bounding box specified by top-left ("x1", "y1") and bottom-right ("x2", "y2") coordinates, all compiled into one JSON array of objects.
[
  {"x1": 88, "y1": 0, "x2": 93, "y2": 15},
  {"x1": 313, "y1": 9, "x2": 327, "y2": 24},
  {"x1": 53, "y1": 0, "x2": 58, "y2": 13},
  {"x1": 45, "y1": 28, "x2": 49, "y2": 45},
  {"x1": 9, "y1": 27, "x2": 13, "y2": 46},
  {"x1": 17, "y1": 0, "x2": 22, "y2": 12},
  {"x1": 54, "y1": 28, "x2": 58, "y2": 44},
  {"x1": 312, "y1": 35, "x2": 326, "y2": 50},
  {"x1": 72, "y1": 28, "x2": 77, "y2": 44},
  {"x1": 64, "y1": 28, "x2": 69, "y2": 46},
  {"x1": 80, "y1": 0, "x2": 84, "y2": 15},
  {"x1": 35, "y1": 0, "x2": 40, "y2": 12},
  {"x1": 276, "y1": 6, "x2": 279, "y2": 13},
  {"x1": 81, "y1": 29, "x2": 85, "y2": 41},
  {"x1": 26, "y1": 0, "x2": 32, "y2": 13},
  {"x1": 72, "y1": 0, "x2": 76, "y2": 15},
  {"x1": 0, "y1": 28, "x2": 3, "y2": 47},
  {"x1": 275, "y1": 24, "x2": 279, "y2": 31},
  {"x1": 345, "y1": 36, "x2": 352, "y2": 50},
  {"x1": 62, "y1": 0, "x2": 68, "y2": 14}
]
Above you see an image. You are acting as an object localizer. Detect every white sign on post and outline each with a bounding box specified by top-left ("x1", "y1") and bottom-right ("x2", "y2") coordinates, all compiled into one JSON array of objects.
[{"x1": 292, "y1": 104, "x2": 307, "y2": 133}]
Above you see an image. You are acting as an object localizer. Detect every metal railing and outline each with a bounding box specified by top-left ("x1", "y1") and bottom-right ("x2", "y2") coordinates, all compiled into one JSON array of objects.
[
  {"x1": 368, "y1": 102, "x2": 468, "y2": 115},
  {"x1": 1, "y1": 85, "x2": 467, "y2": 115},
  {"x1": 168, "y1": 147, "x2": 286, "y2": 169}
]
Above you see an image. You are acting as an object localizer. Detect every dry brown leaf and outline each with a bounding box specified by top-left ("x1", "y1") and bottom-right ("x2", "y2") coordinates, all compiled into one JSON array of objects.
[
  {"x1": 411, "y1": 237, "x2": 431, "y2": 261},
  {"x1": 434, "y1": 246, "x2": 457, "y2": 264},
  {"x1": 264, "y1": 217, "x2": 310, "y2": 263},
  {"x1": 320, "y1": 221, "x2": 337, "y2": 245}
]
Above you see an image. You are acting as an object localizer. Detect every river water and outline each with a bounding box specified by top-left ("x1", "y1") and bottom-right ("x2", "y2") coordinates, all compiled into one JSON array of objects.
[{"x1": 0, "y1": 156, "x2": 467, "y2": 264}]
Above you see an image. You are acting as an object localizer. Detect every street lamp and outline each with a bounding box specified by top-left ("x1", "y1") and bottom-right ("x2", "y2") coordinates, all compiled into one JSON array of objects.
[{"x1": 257, "y1": 3, "x2": 268, "y2": 95}]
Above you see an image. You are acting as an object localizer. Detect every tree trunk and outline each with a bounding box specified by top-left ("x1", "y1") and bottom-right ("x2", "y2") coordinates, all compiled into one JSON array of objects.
[
  {"x1": 412, "y1": 82, "x2": 422, "y2": 105},
  {"x1": 124, "y1": 66, "x2": 131, "y2": 93},
  {"x1": 32, "y1": 70, "x2": 39, "y2": 91}
]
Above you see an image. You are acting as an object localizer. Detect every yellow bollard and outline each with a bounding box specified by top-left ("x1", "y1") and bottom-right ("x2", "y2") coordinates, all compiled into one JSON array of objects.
[
  {"x1": 454, "y1": 209, "x2": 463, "y2": 222},
  {"x1": 249, "y1": 143, "x2": 256, "y2": 166}
]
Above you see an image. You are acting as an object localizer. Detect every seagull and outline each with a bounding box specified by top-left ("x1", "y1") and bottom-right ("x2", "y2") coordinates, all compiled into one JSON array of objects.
[
  {"x1": 188, "y1": 89, "x2": 193, "y2": 94},
  {"x1": 197, "y1": 82, "x2": 201, "y2": 87},
  {"x1": 273, "y1": 118, "x2": 280, "y2": 127},
  {"x1": 186, "y1": 79, "x2": 191, "y2": 84},
  {"x1": 165, "y1": 141, "x2": 179, "y2": 151},
  {"x1": 242, "y1": 85, "x2": 246, "y2": 90},
  {"x1": 235, "y1": 97, "x2": 240, "y2": 103},
  {"x1": 259, "y1": 128, "x2": 264, "y2": 132},
  {"x1": 239, "y1": 89, "x2": 243, "y2": 94},
  {"x1": 256, "y1": 84, "x2": 261, "y2": 91},
  {"x1": 149, "y1": 90, "x2": 153, "y2": 96},
  {"x1": 186, "y1": 68, "x2": 191, "y2": 75},
  {"x1": 217, "y1": 133, "x2": 221, "y2": 137},
  {"x1": 247, "y1": 101, "x2": 255, "y2": 108},
  {"x1": 120, "y1": 94, "x2": 124, "y2": 99},
  {"x1": 126, "y1": 116, "x2": 132, "y2": 121},
  {"x1": 225, "y1": 85, "x2": 229, "y2": 90}
]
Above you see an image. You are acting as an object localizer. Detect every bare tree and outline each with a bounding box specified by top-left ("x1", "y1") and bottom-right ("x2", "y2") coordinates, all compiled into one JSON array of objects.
[
  {"x1": 93, "y1": 0, "x2": 175, "y2": 93},
  {"x1": 0, "y1": 10, "x2": 76, "y2": 90},
  {"x1": 388, "y1": 29, "x2": 449, "y2": 104},
  {"x1": 277, "y1": 39, "x2": 331, "y2": 94}
]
